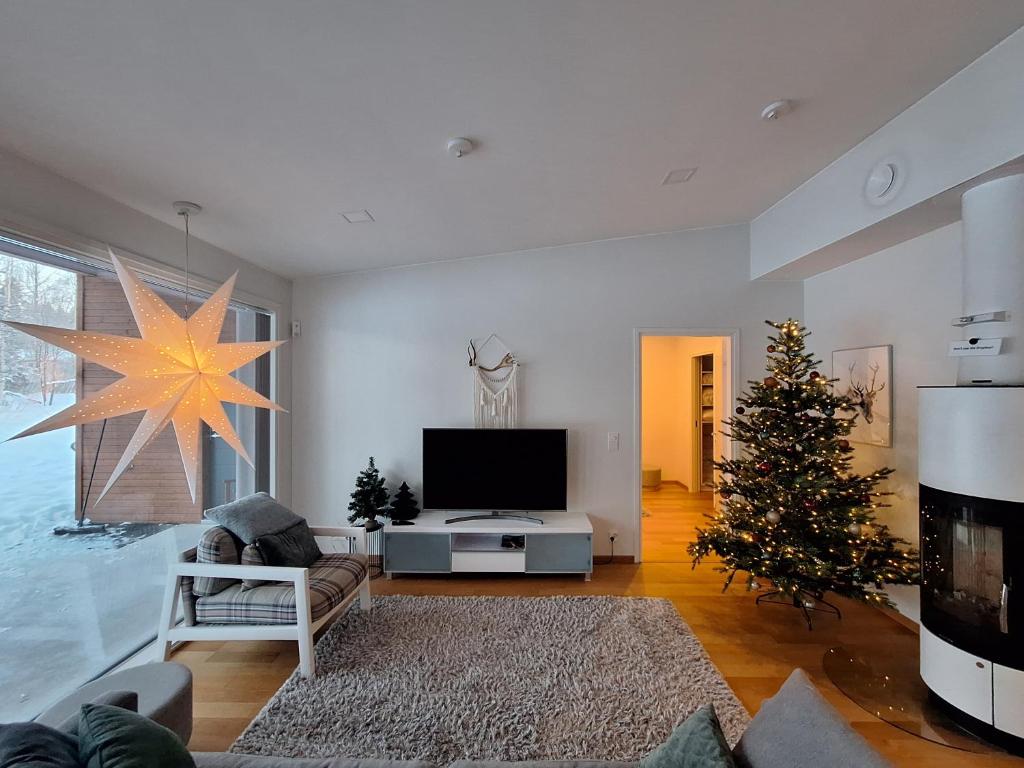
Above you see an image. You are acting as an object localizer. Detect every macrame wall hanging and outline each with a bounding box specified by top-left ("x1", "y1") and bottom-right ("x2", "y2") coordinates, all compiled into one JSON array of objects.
[{"x1": 468, "y1": 334, "x2": 520, "y2": 428}]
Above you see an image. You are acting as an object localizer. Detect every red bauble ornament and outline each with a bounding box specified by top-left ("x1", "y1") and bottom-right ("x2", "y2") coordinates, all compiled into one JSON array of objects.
[
  {"x1": 763, "y1": 376, "x2": 779, "y2": 388},
  {"x1": 803, "y1": 499, "x2": 817, "y2": 510},
  {"x1": 735, "y1": 406, "x2": 746, "y2": 415},
  {"x1": 809, "y1": 371, "x2": 820, "y2": 380},
  {"x1": 838, "y1": 439, "x2": 850, "y2": 450},
  {"x1": 756, "y1": 461, "x2": 771, "y2": 473},
  {"x1": 767, "y1": 344, "x2": 776, "y2": 353},
  {"x1": 720, "y1": 491, "x2": 732, "y2": 500},
  {"x1": 861, "y1": 494, "x2": 872, "y2": 505}
]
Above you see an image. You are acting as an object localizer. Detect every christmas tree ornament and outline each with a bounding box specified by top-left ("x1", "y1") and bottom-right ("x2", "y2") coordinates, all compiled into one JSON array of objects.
[
  {"x1": 688, "y1": 318, "x2": 918, "y2": 630},
  {"x1": 2, "y1": 214, "x2": 283, "y2": 503},
  {"x1": 848, "y1": 522, "x2": 862, "y2": 535},
  {"x1": 764, "y1": 376, "x2": 780, "y2": 388},
  {"x1": 766, "y1": 345, "x2": 776, "y2": 353},
  {"x1": 809, "y1": 371, "x2": 820, "y2": 380},
  {"x1": 720, "y1": 491, "x2": 732, "y2": 499},
  {"x1": 735, "y1": 406, "x2": 746, "y2": 415}
]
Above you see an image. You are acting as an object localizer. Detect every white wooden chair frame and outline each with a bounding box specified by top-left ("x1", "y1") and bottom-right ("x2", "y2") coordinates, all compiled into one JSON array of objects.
[{"x1": 156, "y1": 526, "x2": 370, "y2": 677}]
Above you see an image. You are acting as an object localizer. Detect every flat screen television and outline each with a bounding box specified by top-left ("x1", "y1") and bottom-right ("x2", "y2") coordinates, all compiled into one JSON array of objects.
[{"x1": 422, "y1": 428, "x2": 567, "y2": 520}]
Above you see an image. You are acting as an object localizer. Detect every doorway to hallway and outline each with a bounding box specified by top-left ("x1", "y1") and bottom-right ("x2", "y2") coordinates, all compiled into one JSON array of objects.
[{"x1": 636, "y1": 332, "x2": 734, "y2": 563}]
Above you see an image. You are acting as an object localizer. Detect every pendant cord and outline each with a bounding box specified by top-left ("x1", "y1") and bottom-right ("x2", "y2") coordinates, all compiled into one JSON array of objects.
[{"x1": 183, "y1": 211, "x2": 191, "y2": 319}]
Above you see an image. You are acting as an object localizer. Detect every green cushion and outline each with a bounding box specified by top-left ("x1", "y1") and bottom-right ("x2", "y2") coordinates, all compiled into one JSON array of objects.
[
  {"x1": 640, "y1": 704, "x2": 736, "y2": 768},
  {"x1": 77, "y1": 704, "x2": 194, "y2": 768}
]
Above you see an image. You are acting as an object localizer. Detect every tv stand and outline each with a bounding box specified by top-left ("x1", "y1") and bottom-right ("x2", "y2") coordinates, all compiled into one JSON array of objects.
[
  {"x1": 445, "y1": 511, "x2": 544, "y2": 525},
  {"x1": 383, "y1": 509, "x2": 592, "y2": 580}
]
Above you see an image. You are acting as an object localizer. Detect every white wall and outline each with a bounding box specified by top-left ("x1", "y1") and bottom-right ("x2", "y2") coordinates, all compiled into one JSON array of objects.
[
  {"x1": 291, "y1": 224, "x2": 801, "y2": 556},
  {"x1": 641, "y1": 336, "x2": 723, "y2": 487},
  {"x1": 752, "y1": 26, "x2": 1024, "y2": 280},
  {"x1": 0, "y1": 146, "x2": 295, "y2": 504},
  {"x1": 804, "y1": 222, "x2": 963, "y2": 544}
]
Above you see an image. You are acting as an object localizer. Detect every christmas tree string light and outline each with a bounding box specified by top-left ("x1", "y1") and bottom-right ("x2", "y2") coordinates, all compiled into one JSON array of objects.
[{"x1": 688, "y1": 319, "x2": 919, "y2": 628}]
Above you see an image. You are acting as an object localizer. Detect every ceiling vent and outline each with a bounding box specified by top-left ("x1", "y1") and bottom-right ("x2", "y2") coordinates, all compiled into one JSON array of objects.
[
  {"x1": 662, "y1": 167, "x2": 698, "y2": 185},
  {"x1": 341, "y1": 209, "x2": 374, "y2": 224}
]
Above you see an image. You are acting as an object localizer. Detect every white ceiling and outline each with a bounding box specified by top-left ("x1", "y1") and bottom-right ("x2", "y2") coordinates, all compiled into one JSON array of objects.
[{"x1": 0, "y1": 2, "x2": 1022, "y2": 278}]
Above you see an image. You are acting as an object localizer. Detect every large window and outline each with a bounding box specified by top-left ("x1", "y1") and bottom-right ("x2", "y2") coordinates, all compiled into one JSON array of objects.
[{"x1": 0, "y1": 238, "x2": 275, "y2": 722}]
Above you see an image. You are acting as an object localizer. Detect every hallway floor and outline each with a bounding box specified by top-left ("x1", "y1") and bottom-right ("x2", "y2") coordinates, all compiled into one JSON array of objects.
[{"x1": 641, "y1": 483, "x2": 713, "y2": 562}]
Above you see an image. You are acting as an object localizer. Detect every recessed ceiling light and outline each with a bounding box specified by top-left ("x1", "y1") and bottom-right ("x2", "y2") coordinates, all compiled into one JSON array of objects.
[
  {"x1": 341, "y1": 209, "x2": 374, "y2": 223},
  {"x1": 662, "y1": 167, "x2": 698, "y2": 185}
]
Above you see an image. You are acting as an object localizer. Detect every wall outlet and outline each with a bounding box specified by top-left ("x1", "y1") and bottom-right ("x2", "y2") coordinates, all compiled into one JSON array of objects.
[
  {"x1": 609, "y1": 529, "x2": 619, "y2": 540},
  {"x1": 607, "y1": 432, "x2": 620, "y2": 452}
]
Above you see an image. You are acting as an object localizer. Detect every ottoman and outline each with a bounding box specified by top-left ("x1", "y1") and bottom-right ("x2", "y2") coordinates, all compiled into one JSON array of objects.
[
  {"x1": 34, "y1": 661, "x2": 193, "y2": 744},
  {"x1": 641, "y1": 464, "x2": 662, "y2": 489}
]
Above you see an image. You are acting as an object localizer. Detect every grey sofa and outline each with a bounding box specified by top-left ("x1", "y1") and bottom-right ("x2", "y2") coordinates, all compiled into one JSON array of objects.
[
  {"x1": 185, "y1": 669, "x2": 892, "y2": 768},
  {"x1": 38, "y1": 668, "x2": 890, "y2": 768}
]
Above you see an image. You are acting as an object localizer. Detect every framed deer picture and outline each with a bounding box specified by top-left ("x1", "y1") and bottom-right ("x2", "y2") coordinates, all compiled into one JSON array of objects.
[{"x1": 832, "y1": 345, "x2": 892, "y2": 447}]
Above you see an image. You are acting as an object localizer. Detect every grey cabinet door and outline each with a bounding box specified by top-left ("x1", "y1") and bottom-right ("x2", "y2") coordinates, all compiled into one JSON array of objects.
[
  {"x1": 525, "y1": 533, "x2": 592, "y2": 572},
  {"x1": 384, "y1": 532, "x2": 451, "y2": 572}
]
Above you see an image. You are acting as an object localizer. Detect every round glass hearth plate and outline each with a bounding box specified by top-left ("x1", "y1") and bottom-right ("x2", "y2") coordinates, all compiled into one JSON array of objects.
[{"x1": 823, "y1": 634, "x2": 1004, "y2": 754}]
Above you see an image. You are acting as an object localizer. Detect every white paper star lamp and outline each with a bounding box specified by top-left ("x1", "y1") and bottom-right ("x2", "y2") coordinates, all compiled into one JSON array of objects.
[{"x1": 3, "y1": 251, "x2": 285, "y2": 503}]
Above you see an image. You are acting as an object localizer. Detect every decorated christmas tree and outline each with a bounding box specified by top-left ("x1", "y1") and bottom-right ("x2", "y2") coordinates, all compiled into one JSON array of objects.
[
  {"x1": 388, "y1": 481, "x2": 420, "y2": 525},
  {"x1": 688, "y1": 320, "x2": 918, "y2": 624},
  {"x1": 347, "y1": 456, "x2": 389, "y2": 531}
]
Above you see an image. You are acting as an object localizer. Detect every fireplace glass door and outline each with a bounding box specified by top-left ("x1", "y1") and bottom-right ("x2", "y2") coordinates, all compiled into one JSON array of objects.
[{"x1": 920, "y1": 484, "x2": 1021, "y2": 667}]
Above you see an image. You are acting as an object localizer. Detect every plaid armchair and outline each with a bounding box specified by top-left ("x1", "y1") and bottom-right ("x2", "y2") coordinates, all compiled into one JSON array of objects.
[{"x1": 156, "y1": 524, "x2": 370, "y2": 677}]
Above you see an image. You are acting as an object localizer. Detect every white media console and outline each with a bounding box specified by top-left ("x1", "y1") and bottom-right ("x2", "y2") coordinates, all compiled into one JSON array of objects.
[{"x1": 383, "y1": 509, "x2": 593, "y2": 580}]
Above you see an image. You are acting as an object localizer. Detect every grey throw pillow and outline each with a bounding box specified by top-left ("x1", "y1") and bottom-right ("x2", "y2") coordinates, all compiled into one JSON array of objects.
[
  {"x1": 204, "y1": 492, "x2": 302, "y2": 544},
  {"x1": 0, "y1": 722, "x2": 80, "y2": 767},
  {"x1": 640, "y1": 704, "x2": 736, "y2": 768},
  {"x1": 254, "y1": 520, "x2": 322, "y2": 568},
  {"x1": 732, "y1": 668, "x2": 892, "y2": 768}
]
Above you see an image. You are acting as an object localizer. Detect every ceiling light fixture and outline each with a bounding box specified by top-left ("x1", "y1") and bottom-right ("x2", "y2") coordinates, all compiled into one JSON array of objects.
[
  {"x1": 760, "y1": 99, "x2": 794, "y2": 121},
  {"x1": 341, "y1": 209, "x2": 374, "y2": 223},
  {"x1": 662, "y1": 167, "x2": 698, "y2": 185},
  {"x1": 2, "y1": 203, "x2": 285, "y2": 503}
]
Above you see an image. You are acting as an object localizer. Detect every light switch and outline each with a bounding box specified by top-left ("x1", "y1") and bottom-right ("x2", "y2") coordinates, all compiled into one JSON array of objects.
[{"x1": 607, "y1": 432, "x2": 620, "y2": 452}]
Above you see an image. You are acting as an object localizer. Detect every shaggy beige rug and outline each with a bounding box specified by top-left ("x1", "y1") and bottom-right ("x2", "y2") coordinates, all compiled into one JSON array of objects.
[{"x1": 231, "y1": 595, "x2": 749, "y2": 763}]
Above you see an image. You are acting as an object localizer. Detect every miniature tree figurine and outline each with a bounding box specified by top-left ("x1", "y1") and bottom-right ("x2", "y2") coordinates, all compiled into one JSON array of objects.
[
  {"x1": 348, "y1": 456, "x2": 388, "y2": 532},
  {"x1": 388, "y1": 481, "x2": 420, "y2": 526},
  {"x1": 688, "y1": 319, "x2": 918, "y2": 628}
]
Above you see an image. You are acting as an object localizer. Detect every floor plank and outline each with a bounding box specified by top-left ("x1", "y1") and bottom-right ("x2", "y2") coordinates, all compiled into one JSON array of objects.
[{"x1": 178, "y1": 500, "x2": 1023, "y2": 766}]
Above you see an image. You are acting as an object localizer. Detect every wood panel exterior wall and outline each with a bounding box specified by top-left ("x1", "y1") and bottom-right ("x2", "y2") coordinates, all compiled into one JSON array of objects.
[{"x1": 78, "y1": 275, "x2": 236, "y2": 524}]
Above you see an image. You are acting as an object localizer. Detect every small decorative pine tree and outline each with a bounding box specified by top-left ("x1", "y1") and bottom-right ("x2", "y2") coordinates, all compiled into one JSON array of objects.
[
  {"x1": 347, "y1": 456, "x2": 389, "y2": 530},
  {"x1": 688, "y1": 320, "x2": 918, "y2": 623},
  {"x1": 388, "y1": 481, "x2": 420, "y2": 525}
]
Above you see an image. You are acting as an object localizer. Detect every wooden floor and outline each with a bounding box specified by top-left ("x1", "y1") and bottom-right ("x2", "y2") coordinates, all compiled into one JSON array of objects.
[
  {"x1": 641, "y1": 483, "x2": 710, "y2": 562},
  {"x1": 177, "y1": 501, "x2": 1024, "y2": 767}
]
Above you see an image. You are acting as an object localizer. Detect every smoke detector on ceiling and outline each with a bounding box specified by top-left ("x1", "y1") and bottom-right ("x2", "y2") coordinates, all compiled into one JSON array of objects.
[
  {"x1": 447, "y1": 137, "x2": 474, "y2": 158},
  {"x1": 760, "y1": 100, "x2": 794, "y2": 121}
]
